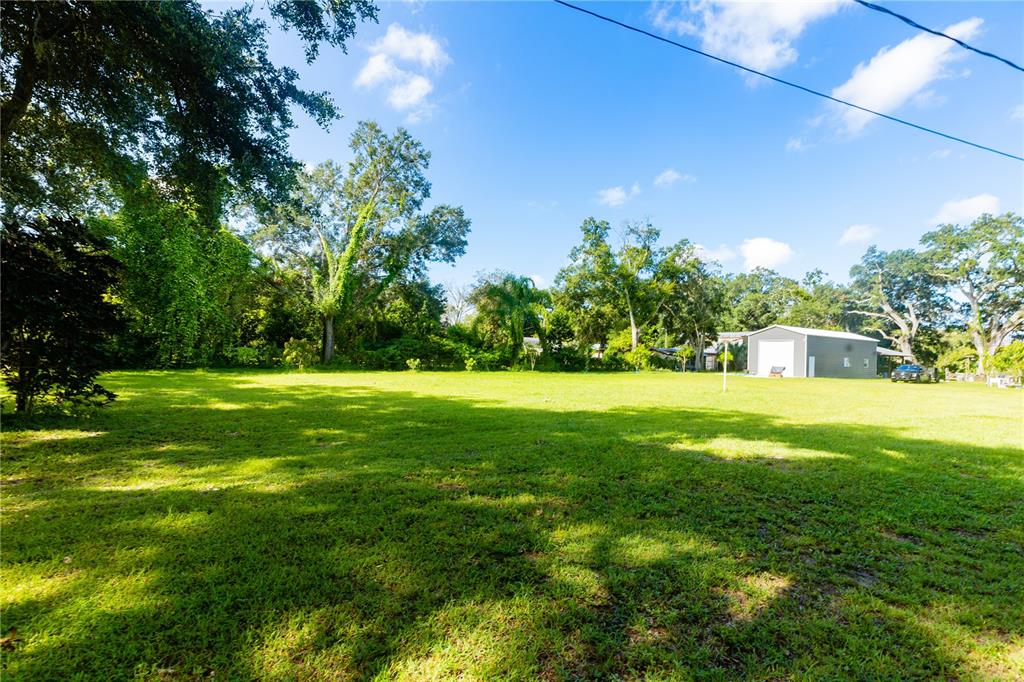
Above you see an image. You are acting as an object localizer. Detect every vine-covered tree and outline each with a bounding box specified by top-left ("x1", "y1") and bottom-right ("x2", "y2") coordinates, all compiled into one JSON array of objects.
[
  {"x1": 1, "y1": 217, "x2": 122, "y2": 414},
  {"x1": 101, "y1": 187, "x2": 260, "y2": 366},
  {"x1": 1, "y1": 0, "x2": 376, "y2": 220},
  {"x1": 923, "y1": 213, "x2": 1024, "y2": 372},
  {"x1": 249, "y1": 124, "x2": 470, "y2": 362}
]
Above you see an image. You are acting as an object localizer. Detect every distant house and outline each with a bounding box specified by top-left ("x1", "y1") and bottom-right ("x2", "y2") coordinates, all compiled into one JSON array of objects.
[{"x1": 747, "y1": 325, "x2": 878, "y2": 378}]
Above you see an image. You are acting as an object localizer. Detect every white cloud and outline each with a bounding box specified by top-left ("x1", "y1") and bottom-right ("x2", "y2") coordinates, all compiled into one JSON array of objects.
[
  {"x1": 785, "y1": 137, "x2": 809, "y2": 152},
  {"x1": 597, "y1": 186, "x2": 628, "y2": 207},
  {"x1": 912, "y1": 89, "x2": 946, "y2": 109},
  {"x1": 596, "y1": 183, "x2": 641, "y2": 207},
  {"x1": 928, "y1": 149, "x2": 951, "y2": 160},
  {"x1": 387, "y1": 74, "x2": 433, "y2": 109},
  {"x1": 931, "y1": 194, "x2": 999, "y2": 225},
  {"x1": 650, "y1": 1, "x2": 844, "y2": 79},
  {"x1": 529, "y1": 274, "x2": 546, "y2": 288},
  {"x1": 695, "y1": 243, "x2": 737, "y2": 263},
  {"x1": 831, "y1": 17, "x2": 982, "y2": 133},
  {"x1": 653, "y1": 168, "x2": 696, "y2": 187},
  {"x1": 355, "y1": 53, "x2": 403, "y2": 88},
  {"x1": 740, "y1": 237, "x2": 793, "y2": 270},
  {"x1": 354, "y1": 24, "x2": 450, "y2": 122},
  {"x1": 369, "y1": 24, "x2": 450, "y2": 70},
  {"x1": 654, "y1": 169, "x2": 681, "y2": 187},
  {"x1": 838, "y1": 223, "x2": 878, "y2": 246},
  {"x1": 1011, "y1": 104, "x2": 1024, "y2": 121}
]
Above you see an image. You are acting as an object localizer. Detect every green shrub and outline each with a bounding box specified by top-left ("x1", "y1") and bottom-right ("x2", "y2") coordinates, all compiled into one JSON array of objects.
[
  {"x1": 223, "y1": 342, "x2": 281, "y2": 368},
  {"x1": 464, "y1": 357, "x2": 477, "y2": 372},
  {"x1": 347, "y1": 336, "x2": 487, "y2": 371},
  {"x1": 935, "y1": 345, "x2": 976, "y2": 373},
  {"x1": 226, "y1": 345, "x2": 261, "y2": 367},
  {"x1": 623, "y1": 346, "x2": 652, "y2": 371},
  {"x1": 282, "y1": 338, "x2": 318, "y2": 369},
  {"x1": 603, "y1": 329, "x2": 652, "y2": 371},
  {"x1": 993, "y1": 341, "x2": 1024, "y2": 380},
  {"x1": 406, "y1": 358, "x2": 422, "y2": 371}
]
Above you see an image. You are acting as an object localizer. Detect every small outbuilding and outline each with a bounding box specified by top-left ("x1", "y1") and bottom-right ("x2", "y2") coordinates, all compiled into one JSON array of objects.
[{"x1": 747, "y1": 325, "x2": 878, "y2": 378}]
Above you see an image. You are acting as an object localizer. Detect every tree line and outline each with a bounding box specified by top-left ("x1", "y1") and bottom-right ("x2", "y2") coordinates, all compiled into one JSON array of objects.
[
  {"x1": 461, "y1": 212, "x2": 1023, "y2": 377},
  {"x1": 1, "y1": 1, "x2": 1021, "y2": 414}
]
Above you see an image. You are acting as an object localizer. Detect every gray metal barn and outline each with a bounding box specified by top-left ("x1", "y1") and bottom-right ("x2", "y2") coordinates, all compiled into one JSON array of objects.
[{"x1": 747, "y1": 325, "x2": 878, "y2": 378}]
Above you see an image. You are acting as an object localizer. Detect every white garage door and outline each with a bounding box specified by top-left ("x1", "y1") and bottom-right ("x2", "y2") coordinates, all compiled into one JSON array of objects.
[{"x1": 757, "y1": 340, "x2": 795, "y2": 377}]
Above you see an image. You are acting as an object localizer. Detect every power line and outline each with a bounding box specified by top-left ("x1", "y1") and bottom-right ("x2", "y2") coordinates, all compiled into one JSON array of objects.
[
  {"x1": 552, "y1": 0, "x2": 1024, "y2": 163},
  {"x1": 852, "y1": 0, "x2": 1024, "y2": 73}
]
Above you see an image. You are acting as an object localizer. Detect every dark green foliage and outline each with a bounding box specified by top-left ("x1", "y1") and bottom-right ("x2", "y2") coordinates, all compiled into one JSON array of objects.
[
  {"x1": 350, "y1": 336, "x2": 472, "y2": 371},
  {"x1": 237, "y1": 270, "x2": 320, "y2": 356},
  {"x1": 720, "y1": 268, "x2": 855, "y2": 335},
  {"x1": 0, "y1": 217, "x2": 122, "y2": 413},
  {"x1": 1, "y1": 0, "x2": 377, "y2": 220},
  {"x1": 362, "y1": 280, "x2": 447, "y2": 343}
]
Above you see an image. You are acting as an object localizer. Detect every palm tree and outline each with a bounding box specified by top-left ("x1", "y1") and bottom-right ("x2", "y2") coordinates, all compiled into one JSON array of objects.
[{"x1": 470, "y1": 273, "x2": 544, "y2": 364}]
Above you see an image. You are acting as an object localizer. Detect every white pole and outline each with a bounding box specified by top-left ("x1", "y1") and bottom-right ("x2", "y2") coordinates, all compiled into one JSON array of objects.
[{"x1": 722, "y1": 339, "x2": 728, "y2": 392}]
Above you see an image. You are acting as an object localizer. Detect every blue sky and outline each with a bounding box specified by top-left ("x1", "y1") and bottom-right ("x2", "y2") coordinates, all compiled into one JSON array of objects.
[{"x1": 261, "y1": 0, "x2": 1024, "y2": 287}]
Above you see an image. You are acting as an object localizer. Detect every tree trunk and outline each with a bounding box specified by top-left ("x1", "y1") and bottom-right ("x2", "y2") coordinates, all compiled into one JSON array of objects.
[
  {"x1": 970, "y1": 333, "x2": 986, "y2": 374},
  {"x1": 1, "y1": 9, "x2": 40, "y2": 151},
  {"x1": 898, "y1": 336, "x2": 916, "y2": 365},
  {"x1": 694, "y1": 332, "x2": 705, "y2": 372},
  {"x1": 321, "y1": 315, "x2": 335, "y2": 364},
  {"x1": 623, "y1": 287, "x2": 639, "y2": 351}
]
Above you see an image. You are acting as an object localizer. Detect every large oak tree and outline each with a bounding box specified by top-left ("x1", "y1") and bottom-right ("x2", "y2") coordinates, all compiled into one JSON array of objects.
[
  {"x1": 849, "y1": 247, "x2": 945, "y2": 362},
  {"x1": 923, "y1": 213, "x2": 1024, "y2": 372}
]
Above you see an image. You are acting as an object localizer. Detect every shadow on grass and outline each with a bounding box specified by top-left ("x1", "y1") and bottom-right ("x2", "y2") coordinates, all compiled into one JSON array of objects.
[{"x1": 2, "y1": 372, "x2": 1022, "y2": 680}]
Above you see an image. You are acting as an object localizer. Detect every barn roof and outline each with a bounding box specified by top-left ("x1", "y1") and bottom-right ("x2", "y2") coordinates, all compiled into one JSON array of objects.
[{"x1": 752, "y1": 325, "x2": 878, "y2": 342}]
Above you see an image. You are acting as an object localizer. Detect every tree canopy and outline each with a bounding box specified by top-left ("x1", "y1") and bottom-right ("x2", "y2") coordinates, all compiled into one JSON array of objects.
[
  {"x1": 1, "y1": 0, "x2": 377, "y2": 221},
  {"x1": 849, "y1": 246, "x2": 946, "y2": 362},
  {"x1": 922, "y1": 213, "x2": 1024, "y2": 371}
]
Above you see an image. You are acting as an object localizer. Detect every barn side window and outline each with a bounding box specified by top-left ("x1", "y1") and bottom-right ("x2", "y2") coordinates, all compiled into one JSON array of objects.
[
  {"x1": 863, "y1": 358, "x2": 870, "y2": 369},
  {"x1": 843, "y1": 357, "x2": 851, "y2": 368}
]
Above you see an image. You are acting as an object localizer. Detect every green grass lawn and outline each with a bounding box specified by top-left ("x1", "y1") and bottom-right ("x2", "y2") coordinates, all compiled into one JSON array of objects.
[{"x1": 2, "y1": 371, "x2": 1022, "y2": 681}]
